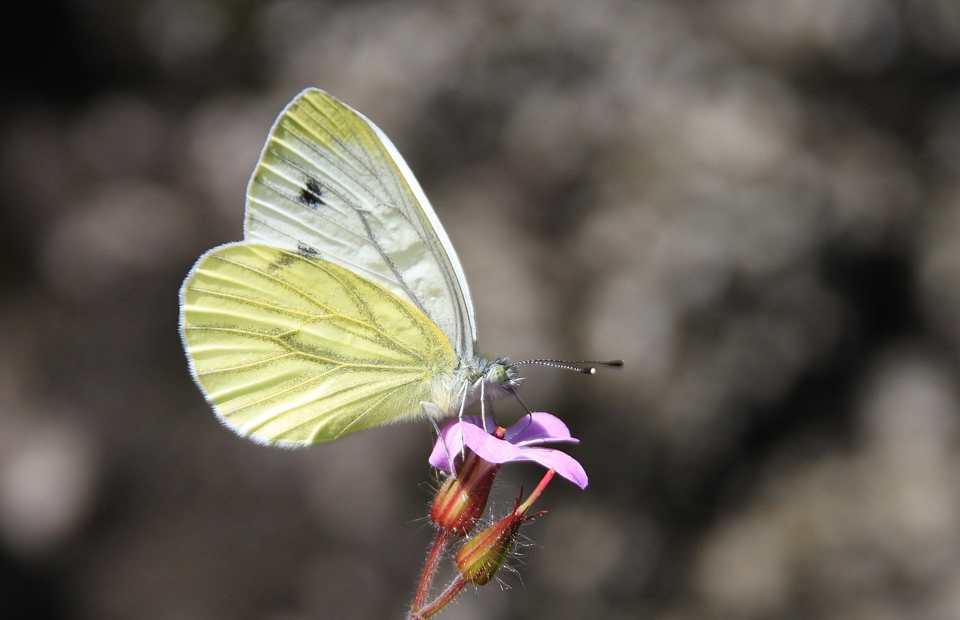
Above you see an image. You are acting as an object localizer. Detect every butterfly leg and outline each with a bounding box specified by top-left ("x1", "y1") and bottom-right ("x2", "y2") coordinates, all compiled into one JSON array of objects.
[
  {"x1": 456, "y1": 380, "x2": 470, "y2": 461},
  {"x1": 511, "y1": 391, "x2": 535, "y2": 435},
  {"x1": 479, "y1": 380, "x2": 488, "y2": 433},
  {"x1": 512, "y1": 391, "x2": 533, "y2": 415}
]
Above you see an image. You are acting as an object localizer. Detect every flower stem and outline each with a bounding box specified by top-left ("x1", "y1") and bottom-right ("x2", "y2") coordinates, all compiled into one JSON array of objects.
[
  {"x1": 411, "y1": 530, "x2": 449, "y2": 612},
  {"x1": 408, "y1": 577, "x2": 468, "y2": 620}
]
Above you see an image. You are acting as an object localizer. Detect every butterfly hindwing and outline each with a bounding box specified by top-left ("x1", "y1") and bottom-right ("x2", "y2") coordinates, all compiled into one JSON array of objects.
[{"x1": 180, "y1": 243, "x2": 459, "y2": 446}]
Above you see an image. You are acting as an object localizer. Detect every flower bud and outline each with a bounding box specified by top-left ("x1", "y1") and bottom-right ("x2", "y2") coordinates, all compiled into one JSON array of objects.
[
  {"x1": 455, "y1": 470, "x2": 555, "y2": 586},
  {"x1": 455, "y1": 510, "x2": 524, "y2": 586},
  {"x1": 430, "y1": 447, "x2": 500, "y2": 536}
]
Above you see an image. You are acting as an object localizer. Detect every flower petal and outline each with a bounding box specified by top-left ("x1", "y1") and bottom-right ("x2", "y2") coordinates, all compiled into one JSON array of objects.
[
  {"x1": 430, "y1": 414, "x2": 587, "y2": 486},
  {"x1": 506, "y1": 412, "x2": 579, "y2": 447},
  {"x1": 461, "y1": 422, "x2": 523, "y2": 464},
  {"x1": 429, "y1": 416, "x2": 523, "y2": 472},
  {"x1": 429, "y1": 417, "x2": 473, "y2": 471},
  {"x1": 514, "y1": 447, "x2": 588, "y2": 489},
  {"x1": 429, "y1": 437, "x2": 457, "y2": 473}
]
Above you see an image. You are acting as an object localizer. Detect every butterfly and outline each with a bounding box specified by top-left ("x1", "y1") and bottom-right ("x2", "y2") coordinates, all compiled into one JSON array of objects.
[{"x1": 179, "y1": 88, "x2": 619, "y2": 447}]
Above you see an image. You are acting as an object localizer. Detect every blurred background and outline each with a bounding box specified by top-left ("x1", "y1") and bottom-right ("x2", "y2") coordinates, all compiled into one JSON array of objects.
[{"x1": 4, "y1": 0, "x2": 960, "y2": 618}]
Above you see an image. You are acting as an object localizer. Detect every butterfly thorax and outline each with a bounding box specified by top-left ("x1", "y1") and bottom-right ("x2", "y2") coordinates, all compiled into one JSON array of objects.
[{"x1": 424, "y1": 356, "x2": 521, "y2": 420}]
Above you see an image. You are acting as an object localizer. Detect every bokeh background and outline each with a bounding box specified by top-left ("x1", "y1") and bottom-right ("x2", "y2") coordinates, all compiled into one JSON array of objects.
[{"x1": 4, "y1": 1, "x2": 960, "y2": 618}]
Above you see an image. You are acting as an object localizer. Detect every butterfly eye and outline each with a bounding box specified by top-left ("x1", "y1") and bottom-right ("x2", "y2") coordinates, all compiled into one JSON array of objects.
[{"x1": 486, "y1": 364, "x2": 508, "y2": 385}]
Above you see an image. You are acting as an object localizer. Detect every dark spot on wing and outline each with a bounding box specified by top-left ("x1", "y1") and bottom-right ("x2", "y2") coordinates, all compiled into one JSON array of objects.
[
  {"x1": 298, "y1": 178, "x2": 324, "y2": 207},
  {"x1": 269, "y1": 251, "x2": 299, "y2": 272},
  {"x1": 297, "y1": 242, "x2": 319, "y2": 256}
]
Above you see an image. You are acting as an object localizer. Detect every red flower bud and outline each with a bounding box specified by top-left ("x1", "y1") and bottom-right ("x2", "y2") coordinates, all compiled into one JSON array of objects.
[
  {"x1": 431, "y1": 456, "x2": 498, "y2": 536},
  {"x1": 430, "y1": 427, "x2": 509, "y2": 536}
]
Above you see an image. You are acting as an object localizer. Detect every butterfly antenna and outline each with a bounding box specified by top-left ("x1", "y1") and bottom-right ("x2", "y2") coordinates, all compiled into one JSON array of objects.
[{"x1": 508, "y1": 359, "x2": 624, "y2": 375}]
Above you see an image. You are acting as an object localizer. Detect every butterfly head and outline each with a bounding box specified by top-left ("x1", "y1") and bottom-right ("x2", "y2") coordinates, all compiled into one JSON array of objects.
[
  {"x1": 487, "y1": 359, "x2": 516, "y2": 386},
  {"x1": 485, "y1": 362, "x2": 509, "y2": 386},
  {"x1": 476, "y1": 357, "x2": 522, "y2": 397}
]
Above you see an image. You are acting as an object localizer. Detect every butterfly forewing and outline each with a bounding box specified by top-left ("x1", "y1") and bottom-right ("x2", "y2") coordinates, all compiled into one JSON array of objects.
[
  {"x1": 180, "y1": 243, "x2": 459, "y2": 446},
  {"x1": 244, "y1": 89, "x2": 476, "y2": 357}
]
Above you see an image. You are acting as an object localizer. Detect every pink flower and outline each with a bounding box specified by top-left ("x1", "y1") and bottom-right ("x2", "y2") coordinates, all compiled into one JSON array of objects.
[{"x1": 429, "y1": 413, "x2": 588, "y2": 489}]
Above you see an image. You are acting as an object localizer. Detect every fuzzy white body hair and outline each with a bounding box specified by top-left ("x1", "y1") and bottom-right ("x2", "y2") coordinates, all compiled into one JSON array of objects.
[{"x1": 422, "y1": 356, "x2": 521, "y2": 420}]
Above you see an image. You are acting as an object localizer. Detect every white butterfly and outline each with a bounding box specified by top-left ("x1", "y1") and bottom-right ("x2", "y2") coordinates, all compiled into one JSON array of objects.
[{"x1": 179, "y1": 88, "x2": 617, "y2": 446}]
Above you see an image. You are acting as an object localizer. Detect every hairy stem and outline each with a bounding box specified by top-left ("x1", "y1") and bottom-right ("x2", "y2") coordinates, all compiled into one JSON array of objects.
[
  {"x1": 408, "y1": 577, "x2": 468, "y2": 620},
  {"x1": 410, "y1": 530, "x2": 449, "y2": 613}
]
